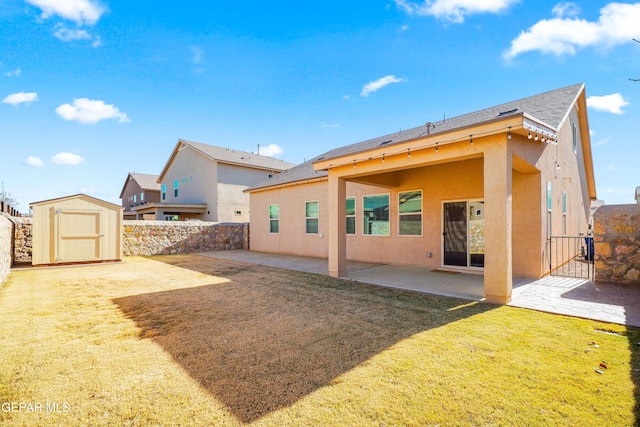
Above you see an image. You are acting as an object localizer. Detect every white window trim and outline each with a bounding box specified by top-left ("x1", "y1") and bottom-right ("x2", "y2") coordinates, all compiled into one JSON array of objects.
[
  {"x1": 363, "y1": 193, "x2": 391, "y2": 237},
  {"x1": 305, "y1": 200, "x2": 319, "y2": 235},
  {"x1": 346, "y1": 196, "x2": 356, "y2": 236},
  {"x1": 398, "y1": 189, "x2": 423, "y2": 237},
  {"x1": 269, "y1": 204, "x2": 279, "y2": 234}
]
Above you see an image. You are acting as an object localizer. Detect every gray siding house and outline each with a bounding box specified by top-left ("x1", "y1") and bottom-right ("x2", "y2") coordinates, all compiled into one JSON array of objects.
[
  {"x1": 119, "y1": 173, "x2": 162, "y2": 220},
  {"x1": 133, "y1": 139, "x2": 295, "y2": 222}
]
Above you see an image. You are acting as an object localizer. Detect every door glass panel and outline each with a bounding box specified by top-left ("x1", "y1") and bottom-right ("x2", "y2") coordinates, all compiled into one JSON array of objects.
[
  {"x1": 444, "y1": 202, "x2": 467, "y2": 266},
  {"x1": 469, "y1": 201, "x2": 485, "y2": 268}
]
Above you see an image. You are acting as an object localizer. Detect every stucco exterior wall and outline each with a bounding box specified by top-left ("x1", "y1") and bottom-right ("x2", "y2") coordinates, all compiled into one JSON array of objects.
[
  {"x1": 123, "y1": 220, "x2": 248, "y2": 256},
  {"x1": 160, "y1": 146, "x2": 217, "y2": 221},
  {"x1": 217, "y1": 163, "x2": 275, "y2": 223},
  {"x1": 593, "y1": 204, "x2": 640, "y2": 284},
  {"x1": 0, "y1": 215, "x2": 12, "y2": 285}
]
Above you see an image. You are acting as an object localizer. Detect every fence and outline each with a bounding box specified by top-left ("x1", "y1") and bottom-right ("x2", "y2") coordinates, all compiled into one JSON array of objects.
[{"x1": 546, "y1": 236, "x2": 594, "y2": 279}]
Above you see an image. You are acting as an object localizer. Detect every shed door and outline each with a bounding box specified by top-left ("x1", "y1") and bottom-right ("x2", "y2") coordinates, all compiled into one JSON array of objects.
[{"x1": 56, "y1": 210, "x2": 103, "y2": 263}]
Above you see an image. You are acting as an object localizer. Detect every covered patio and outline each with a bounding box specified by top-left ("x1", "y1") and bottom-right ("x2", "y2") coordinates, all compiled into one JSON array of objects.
[{"x1": 197, "y1": 250, "x2": 640, "y2": 327}]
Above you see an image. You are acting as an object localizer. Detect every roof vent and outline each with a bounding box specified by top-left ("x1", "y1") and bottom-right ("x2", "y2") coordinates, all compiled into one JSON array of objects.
[
  {"x1": 497, "y1": 108, "x2": 518, "y2": 117},
  {"x1": 379, "y1": 140, "x2": 392, "y2": 146}
]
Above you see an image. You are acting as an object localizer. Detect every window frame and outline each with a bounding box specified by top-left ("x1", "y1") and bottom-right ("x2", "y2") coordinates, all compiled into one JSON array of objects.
[
  {"x1": 269, "y1": 204, "x2": 279, "y2": 234},
  {"x1": 363, "y1": 193, "x2": 390, "y2": 236},
  {"x1": 174, "y1": 179, "x2": 179, "y2": 197},
  {"x1": 346, "y1": 197, "x2": 356, "y2": 236},
  {"x1": 305, "y1": 200, "x2": 319, "y2": 235},
  {"x1": 398, "y1": 190, "x2": 423, "y2": 237},
  {"x1": 547, "y1": 181, "x2": 553, "y2": 237},
  {"x1": 161, "y1": 183, "x2": 166, "y2": 201}
]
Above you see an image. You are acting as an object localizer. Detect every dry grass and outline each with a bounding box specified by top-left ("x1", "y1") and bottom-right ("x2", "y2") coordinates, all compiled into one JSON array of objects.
[{"x1": 1, "y1": 254, "x2": 639, "y2": 426}]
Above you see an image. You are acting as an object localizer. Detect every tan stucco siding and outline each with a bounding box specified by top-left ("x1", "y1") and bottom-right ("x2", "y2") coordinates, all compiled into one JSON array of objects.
[
  {"x1": 217, "y1": 163, "x2": 275, "y2": 222},
  {"x1": 251, "y1": 158, "x2": 490, "y2": 268},
  {"x1": 160, "y1": 146, "x2": 217, "y2": 220}
]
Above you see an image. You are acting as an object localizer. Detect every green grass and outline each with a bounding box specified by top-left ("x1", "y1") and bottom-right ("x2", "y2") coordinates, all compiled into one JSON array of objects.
[{"x1": 1, "y1": 254, "x2": 639, "y2": 426}]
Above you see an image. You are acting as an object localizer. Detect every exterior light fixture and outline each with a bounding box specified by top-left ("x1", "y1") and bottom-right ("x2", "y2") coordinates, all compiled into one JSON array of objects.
[
  {"x1": 470, "y1": 135, "x2": 473, "y2": 146},
  {"x1": 435, "y1": 143, "x2": 439, "y2": 153},
  {"x1": 407, "y1": 148, "x2": 411, "y2": 158},
  {"x1": 534, "y1": 133, "x2": 539, "y2": 141},
  {"x1": 382, "y1": 154, "x2": 385, "y2": 163},
  {"x1": 507, "y1": 127, "x2": 512, "y2": 140},
  {"x1": 528, "y1": 132, "x2": 532, "y2": 140}
]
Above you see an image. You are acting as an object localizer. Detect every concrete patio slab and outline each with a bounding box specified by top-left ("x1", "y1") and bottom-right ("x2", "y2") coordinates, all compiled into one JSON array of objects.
[{"x1": 198, "y1": 250, "x2": 640, "y2": 328}]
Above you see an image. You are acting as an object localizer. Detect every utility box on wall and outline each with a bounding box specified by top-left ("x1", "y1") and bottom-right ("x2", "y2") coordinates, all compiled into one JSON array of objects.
[{"x1": 30, "y1": 194, "x2": 123, "y2": 266}]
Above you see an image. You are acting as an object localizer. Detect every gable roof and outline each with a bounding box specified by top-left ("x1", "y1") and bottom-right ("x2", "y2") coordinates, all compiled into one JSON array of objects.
[
  {"x1": 30, "y1": 193, "x2": 122, "y2": 210},
  {"x1": 118, "y1": 172, "x2": 161, "y2": 199},
  {"x1": 248, "y1": 83, "x2": 585, "y2": 192},
  {"x1": 158, "y1": 139, "x2": 296, "y2": 182}
]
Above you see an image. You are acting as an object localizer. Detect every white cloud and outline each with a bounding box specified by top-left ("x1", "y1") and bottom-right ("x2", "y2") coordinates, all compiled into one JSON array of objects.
[
  {"x1": 395, "y1": 0, "x2": 519, "y2": 23},
  {"x1": 587, "y1": 93, "x2": 629, "y2": 114},
  {"x1": 52, "y1": 152, "x2": 84, "y2": 165},
  {"x1": 54, "y1": 27, "x2": 91, "y2": 42},
  {"x1": 25, "y1": 156, "x2": 44, "y2": 167},
  {"x1": 504, "y1": 2, "x2": 640, "y2": 60},
  {"x1": 321, "y1": 123, "x2": 340, "y2": 128},
  {"x1": 2, "y1": 91, "x2": 38, "y2": 106},
  {"x1": 4, "y1": 68, "x2": 22, "y2": 77},
  {"x1": 258, "y1": 144, "x2": 283, "y2": 157},
  {"x1": 190, "y1": 46, "x2": 205, "y2": 64},
  {"x1": 26, "y1": 0, "x2": 105, "y2": 26},
  {"x1": 55, "y1": 98, "x2": 130, "y2": 124},
  {"x1": 361, "y1": 75, "x2": 405, "y2": 97}
]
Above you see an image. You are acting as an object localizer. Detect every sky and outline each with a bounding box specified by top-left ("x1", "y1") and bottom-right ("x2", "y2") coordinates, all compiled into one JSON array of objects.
[{"x1": 1, "y1": 0, "x2": 639, "y2": 213}]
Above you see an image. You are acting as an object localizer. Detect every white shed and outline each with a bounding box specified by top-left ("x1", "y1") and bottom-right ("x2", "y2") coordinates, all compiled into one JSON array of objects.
[{"x1": 30, "y1": 194, "x2": 123, "y2": 266}]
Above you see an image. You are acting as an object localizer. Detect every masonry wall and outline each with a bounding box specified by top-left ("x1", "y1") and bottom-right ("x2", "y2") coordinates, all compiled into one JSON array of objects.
[
  {"x1": 123, "y1": 220, "x2": 248, "y2": 256},
  {"x1": 0, "y1": 215, "x2": 12, "y2": 285},
  {"x1": 11, "y1": 217, "x2": 32, "y2": 264},
  {"x1": 594, "y1": 204, "x2": 640, "y2": 284}
]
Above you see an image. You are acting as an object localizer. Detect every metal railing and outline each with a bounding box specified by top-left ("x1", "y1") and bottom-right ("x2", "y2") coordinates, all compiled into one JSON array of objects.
[{"x1": 546, "y1": 235, "x2": 594, "y2": 279}]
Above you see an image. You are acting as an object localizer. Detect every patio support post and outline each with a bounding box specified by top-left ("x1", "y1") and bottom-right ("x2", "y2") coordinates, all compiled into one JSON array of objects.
[
  {"x1": 483, "y1": 142, "x2": 513, "y2": 304},
  {"x1": 328, "y1": 175, "x2": 347, "y2": 277}
]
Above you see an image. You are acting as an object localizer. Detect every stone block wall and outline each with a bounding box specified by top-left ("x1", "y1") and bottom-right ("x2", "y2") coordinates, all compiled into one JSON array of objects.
[
  {"x1": 123, "y1": 220, "x2": 249, "y2": 256},
  {"x1": 593, "y1": 204, "x2": 640, "y2": 284},
  {"x1": 10, "y1": 217, "x2": 32, "y2": 264},
  {"x1": 0, "y1": 215, "x2": 12, "y2": 285}
]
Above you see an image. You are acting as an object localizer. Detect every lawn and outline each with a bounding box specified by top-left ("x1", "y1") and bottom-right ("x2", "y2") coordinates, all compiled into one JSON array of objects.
[{"x1": 1, "y1": 254, "x2": 639, "y2": 426}]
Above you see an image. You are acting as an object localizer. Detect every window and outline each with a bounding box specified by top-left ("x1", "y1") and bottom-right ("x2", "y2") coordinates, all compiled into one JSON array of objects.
[
  {"x1": 547, "y1": 181, "x2": 552, "y2": 236},
  {"x1": 399, "y1": 190, "x2": 422, "y2": 236},
  {"x1": 174, "y1": 180, "x2": 179, "y2": 197},
  {"x1": 161, "y1": 184, "x2": 166, "y2": 201},
  {"x1": 133, "y1": 195, "x2": 137, "y2": 204},
  {"x1": 346, "y1": 197, "x2": 356, "y2": 235},
  {"x1": 269, "y1": 205, "x2": 279, "y2": 233},
  {"x1": 572, "y1": 123, "x2": 578, "y2": 154},
  {"x1": 562, "y1": 191, "x2": 567, "y2": 235},
  {"x1": 305, "y1": 201, "x2": 319, "y2": 234},
  {"x1": 235, "y1": 210, "x2": 242, "y2": 216},
  {"x1": 363, "y1": 194, "x2": 390, "y2": 235},
  {"x1": 140, "y1": 192, "x2": 144, "y2": 203}
]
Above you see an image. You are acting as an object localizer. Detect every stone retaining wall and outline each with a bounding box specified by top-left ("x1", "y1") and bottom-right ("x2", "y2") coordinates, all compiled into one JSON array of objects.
[
  {"x1": 123, "y1": 220, "x2": 249, "y2": 256},
  {"x1": 10, "y1": 217, "x2": 32, "y2": 264},
  {"x1": 593, "y1": 204, "x2": 640, "y2": 284},
  {"x1": 0, "y1": 215, "x2": 12, "y2": 285}
]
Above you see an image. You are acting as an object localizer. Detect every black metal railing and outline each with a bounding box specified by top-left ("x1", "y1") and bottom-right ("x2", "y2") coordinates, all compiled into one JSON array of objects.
[{"x1": 546, "y1": 235, "x2": 594, "y2": 279}]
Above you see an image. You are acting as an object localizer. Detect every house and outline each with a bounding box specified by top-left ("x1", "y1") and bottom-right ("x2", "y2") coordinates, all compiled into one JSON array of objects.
[
  {"x1": 119, "y1": 173, "x2": 161, "y2": 220},
  {"x1": 132, "y1": 139, "x2": 295, "y2": 222},
  {"x1": 635, "y1": 187, "x2": 640, "y2": 203},
  {"x1": 247, "y1": 83, "x2": 596, "y2": 304}
]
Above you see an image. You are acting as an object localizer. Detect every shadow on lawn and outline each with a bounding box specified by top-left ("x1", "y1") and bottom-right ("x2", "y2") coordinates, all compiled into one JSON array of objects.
[{"x1": 113, "y1": 255, "x2": 496, "y2": 423}]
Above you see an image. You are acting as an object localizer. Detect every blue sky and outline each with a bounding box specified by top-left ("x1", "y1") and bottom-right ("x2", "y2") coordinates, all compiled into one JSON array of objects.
[{"x1": 1, "y1": 0, "x2": 639, "y2": 212}]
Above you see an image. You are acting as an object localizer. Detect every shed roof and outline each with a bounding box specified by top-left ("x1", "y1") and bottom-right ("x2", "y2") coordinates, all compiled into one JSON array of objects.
[
  {"x1": 30, "y1": 193, "x2": 123, "y2": 210},
  {"x1": 247, "y1": 83, "x2": 584, "y2": 192}
]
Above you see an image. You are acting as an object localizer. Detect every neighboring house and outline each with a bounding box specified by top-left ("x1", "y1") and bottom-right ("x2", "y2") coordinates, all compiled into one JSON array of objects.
[
  {"x1": 119, "y1": 173, "x2": 161, "y2": 220},
  {"x1": 133, "y1": 139, "x2": 295, "y2": 222},
  {"x1": 635, "y1": 187, "x2": 640, "y2": 204},
  {"x1": 247, "y1": 83, "x2": 597, "y2": 304}
]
